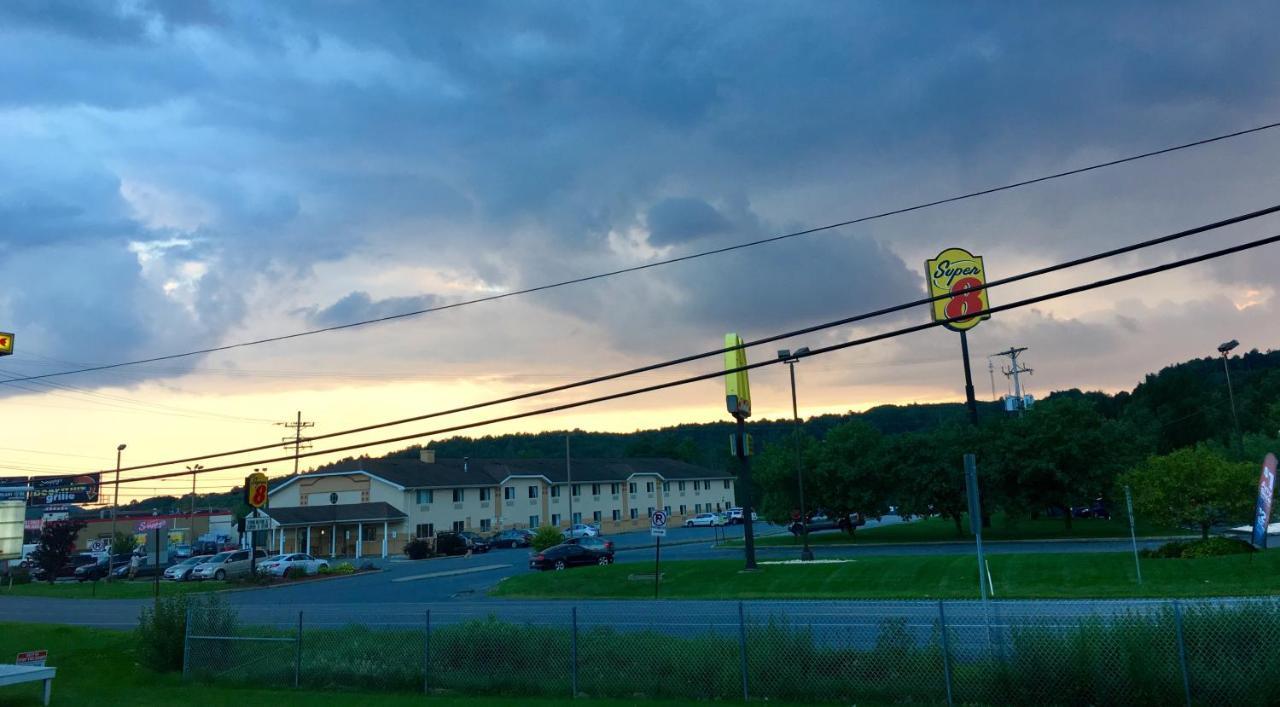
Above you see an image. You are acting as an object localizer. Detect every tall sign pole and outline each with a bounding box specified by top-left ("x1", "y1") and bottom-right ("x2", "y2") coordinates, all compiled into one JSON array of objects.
[
  {"x1": 724, "y1": 333, "x2": 757, "y2": 570},
  {"x1": 924, "y1": 247, "x2": 991, "y2": 426},
  {"x1": 1124, "y1": 485, "x2": 1143, "y2": 585},
  {"x1": 964, "y1": 454, "x2": 987, "y2": 601}
]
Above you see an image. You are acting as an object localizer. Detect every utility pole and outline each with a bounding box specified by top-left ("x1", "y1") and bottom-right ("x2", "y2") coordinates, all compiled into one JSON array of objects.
[
  {"x1": 187, "y1": 464, "x2": 203, "y2": 541},
  {"x1": 987, "y1": 357, "x2": 998, "y2": 401},
  {"x1": 993, "y1": 346, "x2": 1033, "y2": 416},
  {"x1": 565, "y1": 434, "x2": 573, "y2": 527},
  {"x1": 276, "y1": 411, "x2": 315, "y2": 476}
]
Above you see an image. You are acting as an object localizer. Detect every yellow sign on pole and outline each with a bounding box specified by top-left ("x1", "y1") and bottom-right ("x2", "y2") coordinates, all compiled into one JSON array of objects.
[
  {"x1": 723, "y1": 333, "x2": 752, "y2": 419},
  {"x1": 924, "y1": 248, "x2": 991, "y2": 332},
  {"x1": 0, "y1": 332, "x2": 13, "y2": 356},
  {"x1": 245, "y1": 472, "x2": 269, "y2": 509}
]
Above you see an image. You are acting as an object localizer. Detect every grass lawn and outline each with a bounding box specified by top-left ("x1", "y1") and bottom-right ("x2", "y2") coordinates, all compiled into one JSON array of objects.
[
  {"x1": 0, "y1": 578, "x2": 229, "y2": 599},
  {"x1": 0, "y1": 623, "x2": 836, "y2": 707},
  {"x1": 737, "y1": 513, "x2": 1186, "y2": 547},
  {"x1": 492, "y1": 549, "x2": 1280, "y2": 600}
]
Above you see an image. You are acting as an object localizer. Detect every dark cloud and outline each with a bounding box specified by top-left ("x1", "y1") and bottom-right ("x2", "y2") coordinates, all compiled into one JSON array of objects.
[
  {"x1": 305, "y1": 291, "x2": 442, "y2": 328},
  {"x1": 645, "y1": 197, "x2": 731, "y2": 246}
]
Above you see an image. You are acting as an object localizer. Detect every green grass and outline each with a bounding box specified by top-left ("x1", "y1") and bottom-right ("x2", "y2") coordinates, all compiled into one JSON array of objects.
[
  {"x1": 0, "y1": 578, "x2": 229, "y2": 599},
  {"x1": 0, "y1": 623, "x2": 832, "y2": 706},
  {"x1": 738, "y1": 513, "x2": 1185, "y2": 547},
  {"x1": 492, "y1": 550, "x2": 1280, "y2": 600}
]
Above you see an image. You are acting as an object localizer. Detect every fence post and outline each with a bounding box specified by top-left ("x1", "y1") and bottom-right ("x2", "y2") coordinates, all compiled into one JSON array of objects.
[
  {"x1": 571, "y1": 606, "x2": 579, "y2": 698},
  {"x1": 1173, "y1": 601, "x2": 1192, "y2": 707},
  {"x1": 422, "y1": 609, "x2": 431, "y2": 694},
  {"x1": 938, "y1": 601, "x2": 955, "y2": 707},
  {"x1": 294, "y1": 610, "x2": 303, "y2": 689},
  {"x1": 182, "y1": 605, "x2": 192, "y2": 680},
  {"x1": 737, "y1": 601, "x2": 749, "y2": 702}
]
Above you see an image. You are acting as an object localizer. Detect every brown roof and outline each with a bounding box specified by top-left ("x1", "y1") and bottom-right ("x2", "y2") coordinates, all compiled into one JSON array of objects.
[{"x1": 265, "y1": 501, "x2": 407, "y2": 526}]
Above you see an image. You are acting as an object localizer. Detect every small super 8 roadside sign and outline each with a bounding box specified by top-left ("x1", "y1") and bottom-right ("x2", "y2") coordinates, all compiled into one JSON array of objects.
[
  {"x1": 0, "y1": 332, "x2": 13, "y2": 356},
  {"x1": 924, "y1": 248, "x2": 990, "y2": 332},
  {"x1": 16, "y1": 650, "x2": 47, "y2": 666}
]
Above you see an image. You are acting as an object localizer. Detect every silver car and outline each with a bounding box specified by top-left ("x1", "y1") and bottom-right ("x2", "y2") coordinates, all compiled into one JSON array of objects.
[
  {"x1": 164, "y1": 555, "x2": 212, "y2": 582},
  {"x1": 257, "y1": 553, "x2": 329, "y2": 577},
  {"x1": 191, "y1": 548, "x2": 267, "y2": 581}
]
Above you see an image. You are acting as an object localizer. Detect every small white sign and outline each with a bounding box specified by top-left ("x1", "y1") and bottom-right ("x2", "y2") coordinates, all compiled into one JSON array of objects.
[
  {"x1": 650, "y1": 527, "x2": 666, "y2": 538},
  {"x1": 16, "y1": 650, "x2": 46, "y2": 666},
  {"x1": 650, "y1": 510, "x2": 668, "y2": 528},
  {"x1": 244, "y1": 517, "x2": 271, "y2": 532}
]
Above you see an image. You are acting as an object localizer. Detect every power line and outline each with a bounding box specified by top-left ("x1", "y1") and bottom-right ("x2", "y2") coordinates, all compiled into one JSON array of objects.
[
  {"x1": 6, "y1": 120, "x2": 1280, "y2": 388},
  {"x1": 102, "y1": 203, "x2": 1280, "y2": 475},
  {"x1": 111, "y1": 227, "x2": 1280, "y2": 487}
]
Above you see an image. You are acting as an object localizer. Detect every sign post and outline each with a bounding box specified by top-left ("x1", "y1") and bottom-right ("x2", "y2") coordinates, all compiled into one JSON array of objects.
[
  {"x1": 963, "y1": 454, "x2": 987, "y2": 602},
  {"x1": 650, "y1": 510, "x2": 667, "y2": 598},
  {"x1": 723, "y1": 333, "x2": 757, "y2": 570},
  {"x1": 924, "y1": 248, "x2": 991, "y2": 426},
  {"x1": 244, "y1": 472, "x2": 269, "y2": 577},
  {"x1": 1124, "y1": 485, "x2": 1143, "y2": 585},
  {"x1": 1251, "y1": 453, "x2": 1278, "y2": 550}
]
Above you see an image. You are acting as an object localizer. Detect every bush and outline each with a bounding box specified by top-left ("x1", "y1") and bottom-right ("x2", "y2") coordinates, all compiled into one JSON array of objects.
[
  {"x1": 332, "y1": 562, "x2": 356, "y2": 575},
  {"x1": 1140, "y1": 537, "x2": 1254, "y2": 559},
  {"x1": 404, "y1": 539, "x2": 432, "y2": 560},
  {"x1": 137, "y1": 593, "x2": 235, "y2": 672},
  {"x1": 531, "y1": 526, "x2": 563, "y2": 552}
]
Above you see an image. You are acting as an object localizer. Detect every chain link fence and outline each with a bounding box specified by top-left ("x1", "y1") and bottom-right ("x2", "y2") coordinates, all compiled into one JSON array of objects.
[{"x1": 185, "y1": 597, "x2": 1280, "y2": 705}]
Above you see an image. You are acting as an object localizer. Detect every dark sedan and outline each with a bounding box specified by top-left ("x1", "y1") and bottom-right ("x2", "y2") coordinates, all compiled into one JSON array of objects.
[
  {"x1": 563, "y1": 536, "x2": 614, "y2": 553},
  {"x1": 32, "y1": 553, "x2": 99, "y2": 582},
  {"x1": 490, "y1": 529, "x2": 533, "y2": 549},
  {"x1": 457, "y1": 532, "x2": 491, "y2": 553},
  {"x1": 529, "y1": 543, "x2": 614, "y2": 571}
]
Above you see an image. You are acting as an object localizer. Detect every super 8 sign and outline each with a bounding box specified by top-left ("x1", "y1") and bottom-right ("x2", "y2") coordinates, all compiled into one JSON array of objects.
[
  {"x1": 244, "y1": 472, "x2": 269, "y2": 509},
  {"x1": 0, "y1": 332, "x2": 12, "y2": 356},
  {"x1": 924, "y1": 248, "x2": 991, "y2": 332}
]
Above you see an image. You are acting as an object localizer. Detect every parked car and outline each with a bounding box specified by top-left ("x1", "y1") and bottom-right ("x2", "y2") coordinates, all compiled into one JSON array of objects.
[
  {"x1": 111, "y1": 555, "x2": 167, "y2": 579},
  {"x1": 490, "y1": 529, "x2": 532, "y2": 549},
  {"x1": 170, "y1": 544, "x2": 194, "y2": 560},
  {"x1": 32, "y1": 553, "x2": 98, "y2": 582},
  {"x1": 257, "y1": 553, "x2": 329, "y2": 577},
  {"x1": 563, "y1": 524, "x2": 600, "y2": 539},
  {"x1": 191, "y1": 548, "x2": 267, "y2": 581},
  {"x1": 74, "y1": 553, "x2": 133, "y2": 582},
  {"x1": 457, "y1": 532, "x2": 491, "y2": 553},
  {"x1": 529, "y1": 543, "x2": 614, "y2": 571},
  {"x1": 685, "y1": 513, "x2": 725, "y2": 527},
  {"x1": 726, "y1": 508, "x2": 758, "y2": 525},
  {"x1": 433, "y1": 532, "x2": 476, "y2": 556},
  {"x1": 563, "y1": 536, "x2": 615, "y2": 553},
  {"x1": 163, "y1": 555, "x2": 212, "y2": 581}
]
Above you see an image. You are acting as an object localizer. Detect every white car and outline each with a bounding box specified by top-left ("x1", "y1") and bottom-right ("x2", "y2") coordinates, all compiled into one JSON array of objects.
[
  {"x1": 685, "y1": 513, "x2": 725, "y2": 527},
  {"x1": 563, "y1": 524, "x2": 599, "y2": 539},
  {"x1": 726, "y1": 508, "x2": 758, "y2": 525},
  {"x1": 258, "y1": 553, "x2": 330, "y2": 577}
]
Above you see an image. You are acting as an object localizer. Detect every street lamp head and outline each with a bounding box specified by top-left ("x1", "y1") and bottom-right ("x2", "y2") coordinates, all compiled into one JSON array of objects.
[
  {"x1": 116, "y1": 443, "x2": 127, "y2": 451},
  {"x1": 794, "y1": 347, "x2": 810, "y2": 357},
  {"x1": 778, "y1": 347, "x2": 810, "y2": 362},
  {"x1": 1218, "y1": 339, "x2": 1239, "y2": 355}
]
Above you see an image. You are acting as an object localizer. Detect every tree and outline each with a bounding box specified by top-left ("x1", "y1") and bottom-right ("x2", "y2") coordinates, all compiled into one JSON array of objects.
[
  {"x1": 531, "y1": 526, "x2": 563, "y2": 552},
  {"x1": 30, "y1": 520, "x2": 87, "y2": 584},
  {"x1": 889, "y1": 425, "x2": 974, "y2": 537},
  {"x1": 1123, "y1": 446, "x2": 1255, "y2": 539},
  {"x1": 110, "y1": 531, "x2": 137, "y2": 556},
  {"x1": 811, "y1": 421, "x2": 891, "y2": 526}
]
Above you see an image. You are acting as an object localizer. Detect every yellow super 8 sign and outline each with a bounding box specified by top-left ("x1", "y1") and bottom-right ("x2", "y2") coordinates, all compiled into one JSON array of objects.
[
  {"x1": 0, "y1": 332, "x2": 12, "y2": 356},
  {"x1": 924, "y1": 248, "x2": 990, "y2": 332},
  {"x1": 723, "y1": 333, "x2": 751, "y2": 418}
]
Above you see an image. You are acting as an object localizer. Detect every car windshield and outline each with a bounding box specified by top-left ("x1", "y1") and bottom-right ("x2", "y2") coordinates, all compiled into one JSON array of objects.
[
  {"x1": 265, "y1": 555, "x2": 286, "y2": 562},
  {"x1": 206, "y1": 552, "x2": 231, "y2": 563}
]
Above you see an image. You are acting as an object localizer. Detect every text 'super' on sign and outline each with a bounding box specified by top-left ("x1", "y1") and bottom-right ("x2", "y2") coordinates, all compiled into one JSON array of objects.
[{"x1": 924, "y1": 248, "x2": 991, "y2": 332}]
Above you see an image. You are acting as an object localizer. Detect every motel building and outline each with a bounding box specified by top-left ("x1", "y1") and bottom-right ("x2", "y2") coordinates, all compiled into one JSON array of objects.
[{"x1": 261, "y1": 450, "x2": 737, "y2": 559}]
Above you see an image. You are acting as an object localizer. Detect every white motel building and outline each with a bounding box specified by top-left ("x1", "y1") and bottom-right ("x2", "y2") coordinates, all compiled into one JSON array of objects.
[{"x1": 261, "y1": 449, "x2": 738, "y2": 558}]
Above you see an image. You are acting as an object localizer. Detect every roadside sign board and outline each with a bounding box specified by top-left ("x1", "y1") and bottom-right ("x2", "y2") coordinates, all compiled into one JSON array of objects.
[
  {"x1": 0, "y1": 476, "x2": 26, "y2": 502},
  {"x1": 924, "y1": 247, "x2": 991, "y2": 332},
  {"x1": 27, "y1": 473, "x2": 100, "y2": 506},
  {"x1": 1251, "y1": 453, "x2": 1278, "y2": 549},
  {"x1": 244, "y1": 472, "x2": 269, "y2": 509},
  {"x1": 650, "y1": 510, "x2": 667, "y2": 537},
  {"x1": 135, "y1": 519, "x2": 167, "y2": 532},
  {"x1": 16, "y1": 650, "x2": 47, "y2": 666},
  {"x1": 0, "y1": 332, "x2": 13, "y2": 357},
  {"x1": 244, "y1": 516, "x2": 271, "y2": 532},
  {"x1": 723, "y1": 333, "x2": 752, "y2": 418}
]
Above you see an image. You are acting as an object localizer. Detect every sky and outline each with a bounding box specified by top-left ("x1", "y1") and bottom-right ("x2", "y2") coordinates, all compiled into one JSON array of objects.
[{"x1": 3, "y1": 1, "x2": 1280, "y2": 500}]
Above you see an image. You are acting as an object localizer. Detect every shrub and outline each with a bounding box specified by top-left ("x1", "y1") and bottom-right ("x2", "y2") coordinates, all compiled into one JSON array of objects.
[
  {"x1": 1140, "y1": 537, "x2": 1254, "y2": 559},
  {"x1": 531, "y1": 526, "x2": 563, "y2": 552},
  {"x1": 332, "y1": 562, "x2": 356, "y2": 575},
  {"x1": 137, "y1": 593, "x2": 236, "y2": 672},
  {"x1": 404, "y1": 539, "x2": 432, "y2": 560}
]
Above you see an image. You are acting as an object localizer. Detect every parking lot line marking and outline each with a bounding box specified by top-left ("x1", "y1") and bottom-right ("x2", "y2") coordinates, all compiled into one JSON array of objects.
[{"x1": 391, "y1": 564, "x2": 511, "y2": 583}]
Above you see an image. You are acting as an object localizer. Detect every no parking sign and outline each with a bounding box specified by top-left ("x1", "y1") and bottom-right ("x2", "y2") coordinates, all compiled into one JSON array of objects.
[{"x1": 650, "y1": 510, "x2": 667, "y2": 537}]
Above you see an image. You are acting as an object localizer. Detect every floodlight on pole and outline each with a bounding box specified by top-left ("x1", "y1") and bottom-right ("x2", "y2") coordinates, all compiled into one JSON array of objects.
[
  {"x1": 109, "y1": 443, "x2": 126, "y2": 579},
  {"x1": 1217, "y1": 339, "x2": 1242, "y2": 454},
  {"x1": 777, "y1": 347, "x2": 813, "y2": 562}
]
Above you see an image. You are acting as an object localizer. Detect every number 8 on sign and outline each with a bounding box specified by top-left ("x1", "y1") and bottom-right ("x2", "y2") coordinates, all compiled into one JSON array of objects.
[
  {"x1": 924, "y1": 247, "x2": 991, "y2": 332},
  {"x1": 245, "y1": 472, "x2": 269, "y2": 509}
]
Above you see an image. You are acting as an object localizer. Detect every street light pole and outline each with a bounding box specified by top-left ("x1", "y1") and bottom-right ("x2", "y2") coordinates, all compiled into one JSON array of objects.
[
  {"x1": 187, "y1": 464, "x2": 203, "y2": 541},
  {"x1": 109, "y1": 443, "x2": 126, "y2": 579},
  {"x1": 1218, "y1": 339, "x2": 1242, "y2": 455},
  {"x1": 778, "y1": 348, "x2": 813, "y2": 561}
]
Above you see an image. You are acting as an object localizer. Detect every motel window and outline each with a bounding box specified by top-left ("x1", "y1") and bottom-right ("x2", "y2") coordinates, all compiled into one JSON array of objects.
[
  {"x1": 611, "y1": 510, "x2": 621, "y2": 521},
  {"x1": 696, "y1": 504, "x2": 702, "y2": 513},
  {"x1": 528, "y1": 485, "x2": 539, "y2": 499},
  {"x1": 573, "y1": 512, "x2": 583, "y2": 524},
  {"x1": 610, "y1": 483, "x2": 619, "y2": 494},
  {"x1": 480, "y1": 519, "x2": 491, "y2": 532},
  {"x1": 362, "y1": 524, "x2": 380, "y2": 541},
  {"x1": 529, "y1": 515, "x2": 540, "y2": 528},
  {"x1": 591, "y1": 483, "x2": 601, "y2": 496},
  {"x1": 647, "y1": 507, "x2": 655, "y2": 517},
  {"x1": 724, "y1": 480, "x2": 731, "y2": 490},
  {"x1": 416, "y1": 490, "x2": 433, "y2": 504},
  {"x1": 572, "y1": 484, "x2": 581, "y2": 496},
  {"x1": 551, "y1": 514, "x2": 561, "y2": 526},
  {"x1": 662, "y1": 482, "x2": 670, "y2": 493},
  {"x1": 452, "y1": 489, "x2": 464, "y2": 503},
  {"x1": 479, "y1": 488, "x2": 492, "y2": 501},
  {"x1": 629, "y1": 508, "x2": 638, "y2": 519},
  {"x1": 663, "y1": 505, "x2": 671, "y2": 515},
  {"x1": 452, "y1": 521, "x2": 464, "y2": 533},
  {"x1": 678, "y1": 481, "x2": 686, "y2": 491},
  {"x1": 679, "y1": 505, "x2": 687, "y2": 515},
  {"x1": 504, "y1": 487, "x2": 515, "y2": 500},
  {"x1": 629, "y1": 482, "x2": 637, "y2": 494},
  {"x1": 416, "y1": 523, "x2": 434, "y2": 538},
  {"x1": 550, "y1": 485, "x2": 560, "y2": 498},
  {"x1": 646, "y1": 482, "x2": 655, "y2": 493},
  {"x1": 593, "y1": 511, "x2": 602, "y2": 522}
]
